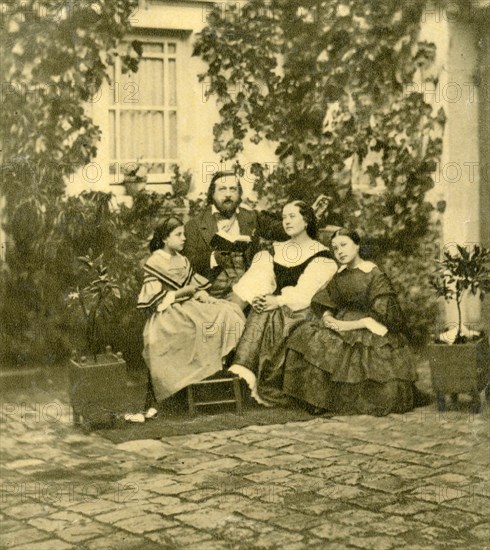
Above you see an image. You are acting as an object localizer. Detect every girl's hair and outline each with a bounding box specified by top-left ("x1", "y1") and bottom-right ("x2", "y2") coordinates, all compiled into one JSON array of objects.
[
  {"x1": 331, "y1": 227, "x2": 375, "y2": 259},
  {"x1": 149, "y1": 217, "x2": 184, "y2": 252},
  {"x1": 331, "y1": 228, "x2": 361, "y2": 245},
  {"x1": 286, "y1": 200, "x2": 318, "y2": 240}
]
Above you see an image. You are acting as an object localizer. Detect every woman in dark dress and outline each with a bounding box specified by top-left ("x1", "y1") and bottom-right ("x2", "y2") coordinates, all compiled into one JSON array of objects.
[
  {"x1": 229, "y1": 201, "x2": 338, "y2": 405},
  {"x1": 283, "y1": 229, "x2": 417, "y2": 416}
]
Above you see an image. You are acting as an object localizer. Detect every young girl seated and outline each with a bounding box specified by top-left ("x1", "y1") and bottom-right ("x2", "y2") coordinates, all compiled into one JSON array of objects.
[
  {"x1": 129, "y1": 217, "x2": 245, "y2": 421},
  {"x1": 282, "y1": 229, "x2": 417, "y2": 416}
]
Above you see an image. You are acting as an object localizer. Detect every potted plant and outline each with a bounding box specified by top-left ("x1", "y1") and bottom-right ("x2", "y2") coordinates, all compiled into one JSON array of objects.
[
  {"x1": 428, "y1": 244, "x2": 490, "y2": 412},
  {"x1": 67, "y1": 253, "x2": 128, "y2": 428},
  {"x1": 122, "y1": 160, "x2": 147, "y2": 196}
]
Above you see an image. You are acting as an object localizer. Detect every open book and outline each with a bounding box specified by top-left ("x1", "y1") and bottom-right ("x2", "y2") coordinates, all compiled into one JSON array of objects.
[{"x1": 210, "y1": 231, "x2": 252, "y2": 253}]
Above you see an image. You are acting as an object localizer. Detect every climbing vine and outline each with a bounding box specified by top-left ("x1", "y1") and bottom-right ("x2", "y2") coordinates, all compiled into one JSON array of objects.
[{"x1": 194, "y1": 0, "x2": 445, "y2": 253}]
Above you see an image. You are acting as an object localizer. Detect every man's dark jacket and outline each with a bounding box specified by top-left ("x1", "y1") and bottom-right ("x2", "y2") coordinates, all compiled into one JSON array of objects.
[{"x1": 183, "y1": 206, "x2": 286, "y2": 281}]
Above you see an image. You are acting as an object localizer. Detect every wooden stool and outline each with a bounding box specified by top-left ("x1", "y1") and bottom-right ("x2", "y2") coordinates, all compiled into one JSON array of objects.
[{"x1": 187, "y1": 372, "x2": 243, "y2": 416}]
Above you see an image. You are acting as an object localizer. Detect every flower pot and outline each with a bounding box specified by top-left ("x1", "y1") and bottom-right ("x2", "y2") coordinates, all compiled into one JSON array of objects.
[
  {"x1": 426, "y1": 338, "x2": 490, "y2": 412},
  {"x1": 124, "y1": 179, "x2": 146, "y2": 196},
  {"x1": 69, "y1": 347, "x2": 128, "y2": 429}
]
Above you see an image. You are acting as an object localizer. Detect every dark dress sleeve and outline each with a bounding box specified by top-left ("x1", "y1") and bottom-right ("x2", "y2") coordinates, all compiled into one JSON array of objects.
[
  {"x1": 367, "y1": 270, "x2": 405, "y2": 333},
  {"x1": 310, "y1": 278, "x2": 341, "y2": 318}
]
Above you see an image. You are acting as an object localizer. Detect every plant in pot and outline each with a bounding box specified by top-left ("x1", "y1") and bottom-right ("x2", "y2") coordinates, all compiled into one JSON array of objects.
[
  {"x1": 67, "y1": 253, "x2": 128, "y2": 428},
  {"x1": 429, "y1": 244, "x2": 490, "y2": 412},
  {"x1": 122, "y1": 160, "x2": 147, "y2": 196}
]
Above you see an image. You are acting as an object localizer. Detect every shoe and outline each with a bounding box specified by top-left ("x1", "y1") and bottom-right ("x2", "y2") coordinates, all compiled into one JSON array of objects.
[
  {"x1": 144, "y1": 407, "x2": 158, "y2": 419},
  {"x1": 124, "y1": 413, "x2": 145, "y2": 423},
  {"x1": 251, "y1": 387, "x2": 273, "y2": 407}
]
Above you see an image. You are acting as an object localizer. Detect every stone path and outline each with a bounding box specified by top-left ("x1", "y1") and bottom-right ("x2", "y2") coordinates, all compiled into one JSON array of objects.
[{"x1": 0, "y1": 383, "x2": 489, "y2": 549}]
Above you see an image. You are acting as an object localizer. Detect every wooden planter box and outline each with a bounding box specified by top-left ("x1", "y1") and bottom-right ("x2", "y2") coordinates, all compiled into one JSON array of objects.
[
  {"x1": 69, "y1": 348, "x2": 128, "y2": 428},
  {"x1": 427, "y1": 338, "x2": 490, "y2": 411}
]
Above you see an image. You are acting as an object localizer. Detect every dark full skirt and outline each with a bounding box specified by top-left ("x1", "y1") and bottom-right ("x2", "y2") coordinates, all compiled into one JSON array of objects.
[
  {"x1": 233, "y1": 306, "x2": 312, "y2": 404},
  {"x1": 283, "y1": 317, "x2": 417, "y2": 416}
]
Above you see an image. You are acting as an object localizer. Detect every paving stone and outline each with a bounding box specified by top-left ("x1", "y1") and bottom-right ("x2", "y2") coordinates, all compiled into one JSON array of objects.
[
  {"x1": 410, "y1": 483, "x2": 469, "y2": 503},
  {"x1": 2, "y1": 501, "x2": 59, "y2": 519},
  {"x1": 28, "y1": 510, "x2": 85, "y2": 532},
  {"x1": 57, "y1": 521, "x2": 115, "y2": 543},
  {"x1": 66, "y1": 498, "x2": 122, "y2": 515},
  {"x1": 3, "y1": 458, "x2": 46, "y2": 470},
  {"x1": 360, "y1": 474, "x2": 407, "y2": 494},
  {"x1": 146, "y1": 527, "x2": 214, "y2": 546},
  {"x1": 115, "y1": 513, "x2": 176, "y2": 534},
  {"x1": 96, "y1": 505, "x2": 145, "y2": 524},
  {"x1": 328, "y1": 509, "x2": 387, "y2": 526},
  {"x1": 269, "y1": 512, "x2": 323, "y2": 531},
  {"x1": 252, "y1": 437, "x2": 295, "y2": 449},
  {"x1": 381, "y1": 500, "x2": 438, "y2": 516},
  {"x1": 367, "y1": 516, "x2": 415, "y2": 536},
  {"x1": 283, "y1": 492, "x2": 346, "y2": 516},
  {"x1": 0, "y1": 526, "x2": 50, "y2": 547},
  {"x1": 176, "y1": 508, "x2": 240, "y2": 530},
  {"x1": 152, "y1": 499, "x2": 200, "y2": 516},
  {"x1": 11, "y1": 540, "x2": 73, "y2": 550},
  {"x1": 471, "y1": 522, "x2": 490, "y2": 541},
  {"x1": 441, "y1": 494, "x2": 490, "y2": 515},
  {"x1": 317, "y1": 483, "x2": 367, "y2": 500},
  {"x1": 244, "y1": 469, "x2": 293, "y2": 483},
  {"x1": 412, "y1": 508, "x2": 482, "y2": 531},
  {"x1": 231, "y1": 432, "x2": 270, "y2": 444},
  {"x1": 391, "y1": 464, "x2": 439, "y2": 480},
  {"x1": 253, "y1": 529, "x2": 304, "y2": 548},
  {"x1": 347, "y1": 535, "x2": 397, "y2": 549},
  {"x1": 251, "y1": 453, "x2": 306, "y2": 468},
  {"x1": 131, "y1": 476, "x2": 189, "y2": 494},
  {"x1": 310, "y1": 522, "x2": 364, "y2": 540},
  {"x1": 303, "y1": 447, "x2": 346, "y2": 459},
  {"x1": 82, "y1": 532, "x2": 161, "y2": 549}
]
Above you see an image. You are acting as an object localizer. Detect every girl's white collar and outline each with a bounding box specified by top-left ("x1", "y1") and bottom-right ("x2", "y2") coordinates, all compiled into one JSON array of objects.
[{"x1": 338, "y1": 260, "x2": 377, "y2": 273}]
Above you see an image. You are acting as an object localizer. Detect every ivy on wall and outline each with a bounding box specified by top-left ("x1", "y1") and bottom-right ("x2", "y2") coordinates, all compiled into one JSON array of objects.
[
  {"x1": 194, "y1": 0, "x2": 445, "y2": 253},
  {"x1": 0, "y1": 0, "x2": 141, "y2": 367}
]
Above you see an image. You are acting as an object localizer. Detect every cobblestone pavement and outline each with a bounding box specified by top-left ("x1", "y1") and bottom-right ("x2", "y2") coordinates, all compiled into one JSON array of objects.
[{"x1": 0, "y1": 379, "x2": 489, "y2": 549}]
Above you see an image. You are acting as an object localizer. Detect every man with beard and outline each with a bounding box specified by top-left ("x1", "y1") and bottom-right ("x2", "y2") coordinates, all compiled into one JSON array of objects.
[{"x1": 183, "y1": 171, "x2": 287, "y2": 302}]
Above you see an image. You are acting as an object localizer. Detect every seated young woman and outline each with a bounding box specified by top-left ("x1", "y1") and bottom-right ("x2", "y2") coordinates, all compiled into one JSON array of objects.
[
  {"x1": 228, "y1": 200, "x2": 338, "y2": 405},
  {"x1": 131, "y1": 217, "x2": 245, "y2": 421},
  {"x1": 282, "y1": 228, "x2": 417, "y2": 416}
]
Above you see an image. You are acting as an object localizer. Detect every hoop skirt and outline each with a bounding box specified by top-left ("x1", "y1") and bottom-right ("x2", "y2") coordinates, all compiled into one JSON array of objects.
[
  {"x1": 283, "y1": 262, "x2": 417, "y2": 415},
  {"x1": 137, "y1": 250, "x2": 245, "y2": 400},
  {"x1": 232, "y1": 242, "x2": 337, "y2": 404}
]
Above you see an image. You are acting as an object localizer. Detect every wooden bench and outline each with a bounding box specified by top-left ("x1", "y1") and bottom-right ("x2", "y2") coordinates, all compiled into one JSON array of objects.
[{"x1": 186, "y1": 372, "x2": 243, "y2": 416}]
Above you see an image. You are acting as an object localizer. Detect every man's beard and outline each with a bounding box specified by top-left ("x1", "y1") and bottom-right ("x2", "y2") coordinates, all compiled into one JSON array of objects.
[{"x1": 214, "y1": 198, "x2": 240, "y2": 218}]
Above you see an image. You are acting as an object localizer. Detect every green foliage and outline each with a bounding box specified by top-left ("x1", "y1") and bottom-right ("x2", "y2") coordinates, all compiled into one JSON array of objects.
[
  {"x1": 194, "y1": 0, "x2": 444, "y2": 253},
  {"x1": 194, "y1": 0, "x2": 446, "y2": 345},
  {"x1": 67, "y1": 253, "x2": 121, "y2": 361},
  {"x1": 380, "y1": 244, "x2": 439, "y2": 349},
  {"x1": 430, "y1": 245, "x2": 490, "y2": 343},
  {"x1": 1, "y1": 188, "x2": 187, "y2": 367},
  {"x1": 0, "y1": 0, "x2": 140, "y2": 205},
  {"x1": 0, "y1": 1, "x2": 141, "y2": 368}
]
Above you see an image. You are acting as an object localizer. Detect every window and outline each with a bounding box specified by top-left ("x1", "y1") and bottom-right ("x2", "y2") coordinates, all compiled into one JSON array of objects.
[{"x1": 108, "y1": 37, "x2": 180, "y2": 184}]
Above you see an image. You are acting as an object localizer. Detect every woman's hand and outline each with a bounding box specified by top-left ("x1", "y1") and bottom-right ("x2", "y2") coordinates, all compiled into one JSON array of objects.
[
  {"x1": 252, "y1": 294, "x2": 280, "y2": 313},
  {"x1": 176, "y1": 285, "x2": 197, "y2": 299},
  {"x1": 194, "y1": 290, "x2": 217, "y2": 303}
]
